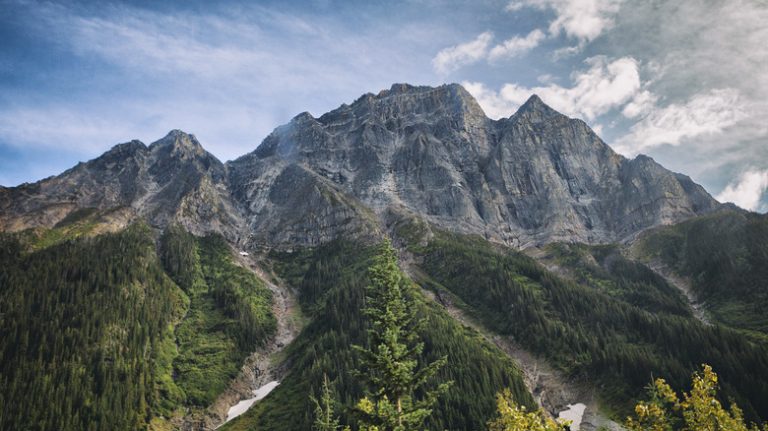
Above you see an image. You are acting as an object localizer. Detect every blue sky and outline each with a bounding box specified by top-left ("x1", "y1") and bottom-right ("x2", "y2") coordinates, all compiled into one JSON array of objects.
[{"x1": 1, "y1": 0, "x2": 767, "y2": 212}]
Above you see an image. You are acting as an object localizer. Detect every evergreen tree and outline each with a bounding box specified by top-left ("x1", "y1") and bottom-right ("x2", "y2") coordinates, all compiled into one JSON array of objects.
[
  {"x1": 353, "y1": 240, "x2": 451, "y2": 431},
  {"x1": 312, "y1": 374, "x2": 343, "y2": 431}
]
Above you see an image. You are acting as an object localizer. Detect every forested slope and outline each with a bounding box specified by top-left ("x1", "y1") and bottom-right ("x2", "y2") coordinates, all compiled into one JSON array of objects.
[
  {"x1": 0, "y1": 224, "x2": 186, "y2": 430},
  {"x1": 0, "y1": 222, "x2": 276, "y2": 430},
  {"x1": 221, "y1": 240, "x2": 535, "y2": 431},
  {"x1": 635, "y1": 209, "x2": 768, "y2": 334},
  {"x1": 405, "y1": 228, "x2": 768, "y2": 422}
]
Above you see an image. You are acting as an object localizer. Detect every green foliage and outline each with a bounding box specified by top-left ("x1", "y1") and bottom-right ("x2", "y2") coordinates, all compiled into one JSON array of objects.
[
  {"x1": 488, "y1": 389, "x2": 565, "y2": 431},
  {"x1": 160, "y1": 228, "x2": 276, "y2": 406},
  {"x1": 353, "y1": 240, "x2": 451, "y2": 431},
  {"x1": 637, "y1": 210, "x2": 768, "y2": 334},
  {"x1": 0, "y1": 222, "x2": 278, "y2": 430},
  {"x1": 412, "y1": 229, "x2": 768, "y2": 422},
  {"x1": 626, "y1": 365, "x2": 768, "y2": 431},
  {"x1": 0, "y1": 224, "x2": 187, "y2": 431},
  {"x1": 312, "y1": 374, "x2": 344, "y2": 431},
  {"x1": 222, "y1": 240, "x2": 533, "y2": 431}
]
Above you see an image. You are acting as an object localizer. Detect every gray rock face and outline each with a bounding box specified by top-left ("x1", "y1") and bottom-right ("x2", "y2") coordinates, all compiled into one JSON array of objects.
[
  {"x1": 0, "y1": 84, "x2": 720, "y2": 248},
  {"x1": 0, "y1": 130, "x2": 244, "y2": 237},
  {"x1": 228, "y1": 83, "x2": 719, "y2": 247}
]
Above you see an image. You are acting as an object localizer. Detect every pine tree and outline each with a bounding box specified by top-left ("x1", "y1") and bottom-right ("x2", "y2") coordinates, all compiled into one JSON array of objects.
[
  {"x1": 353, "y1": 240, "x2": 451, "y2": 431},
  {"x1": 312, "y1": 374, "x2": 343, "y2": 431}
]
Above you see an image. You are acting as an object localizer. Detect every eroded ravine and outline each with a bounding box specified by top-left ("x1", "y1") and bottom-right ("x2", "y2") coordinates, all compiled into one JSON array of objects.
[
  {"x1": 179, "y1": 249, "x2": 301, "y2": 430},
  {"x1": 643, "y1": 259, "x2": 711, "y2": 325}
]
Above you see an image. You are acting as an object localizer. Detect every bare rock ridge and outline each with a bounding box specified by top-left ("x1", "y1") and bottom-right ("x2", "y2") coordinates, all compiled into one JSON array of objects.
[
  {"x1": 0, "y1": 83, "x2": 720, "y2": 247},
  {"x1": 0, "y1": 129, "x2": 244, "y2": 237}
]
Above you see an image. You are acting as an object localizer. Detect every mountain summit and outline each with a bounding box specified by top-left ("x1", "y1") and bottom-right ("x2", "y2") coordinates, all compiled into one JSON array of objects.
[
  {"x1": 0, "y1": 83, "x2": 719, "y2": 248},
  {"x1": 229, "y1": 83, "x2": 719, "y2": 247}
]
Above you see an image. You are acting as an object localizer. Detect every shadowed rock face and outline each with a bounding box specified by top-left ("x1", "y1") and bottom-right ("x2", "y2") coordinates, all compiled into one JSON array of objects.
[{"x1": 0, "y1": 83, "x2": 720, "y2": 248}]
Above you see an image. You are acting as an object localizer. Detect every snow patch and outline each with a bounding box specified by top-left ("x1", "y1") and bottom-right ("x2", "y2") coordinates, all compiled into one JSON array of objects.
[
  {"x1": 225, "y1": 381, "x2": 280, "y2": 423},
  {"x1": 558, "y1": 403, "x2": 586, "y2": 430}
]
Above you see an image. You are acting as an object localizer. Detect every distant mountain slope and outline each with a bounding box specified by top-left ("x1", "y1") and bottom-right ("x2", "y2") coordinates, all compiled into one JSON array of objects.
[
  {"x1": 634, "y1": 208, "x2": 768, "y2": 334},
  {"x1": 402, "y1": 226, "x2": 768, "y2": 421}
]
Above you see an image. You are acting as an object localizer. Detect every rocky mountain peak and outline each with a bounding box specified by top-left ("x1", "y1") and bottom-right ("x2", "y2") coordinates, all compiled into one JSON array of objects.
[
  {"x1": 513, "y1": 94, "x2": 565, "y2": 122},
  {"x1": 340, "y1": 83, "x2": 487, "y2": 124},
  {"x1": 149, "y1": 129, "x2": 207, "y2": 159}
]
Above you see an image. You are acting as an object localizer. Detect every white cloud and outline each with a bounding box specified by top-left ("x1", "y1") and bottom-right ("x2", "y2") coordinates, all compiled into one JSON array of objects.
[
  {"x1": 432, "y1": 32, "x2": 494, "y2": 74},
  {"x1": 464, "y1": 56, "x2": 642, "y2": 120},
  {"x1": 716, "y1": 170, "x2": 768, "y2": 212},
  {"x1": 0, "y1": 107, "x2": 138, "y2": 154},
  {"x1": 621, "y1": 90, "x2": 657, "y2": 118},
  {"x1": 488, "y1": 29, "x2": 545, "y2": 61},
  {"x1": 461, "y1": 81, "x2": 519, "y2": 119},
  {"x1": 552, "y1": 45, "x2": 581, "y2": 59},
  {"x1": 613, "y1": 89, "x2": 745, "y2": 156},
  {"x1": 537, "y1": 74, "x2": 557, "y2": 84},
  {"x1": 505, "y1": 1, "x2": 526, "y2": 12},
  {"x1": 509, "y1": 0, "x2": 624, "y2": 43}
]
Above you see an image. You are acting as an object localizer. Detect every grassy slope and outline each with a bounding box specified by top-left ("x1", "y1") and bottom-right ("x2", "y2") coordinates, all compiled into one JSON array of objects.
[
  {"x1": 636, "y1": 209, "x2": 768, "y2": 334},
  {"x1": 222, "y1": 240, "x2": 534, "y2": 431},
  {"x1": 409, "y1": 229, "x2": 768, "y2": 422}
]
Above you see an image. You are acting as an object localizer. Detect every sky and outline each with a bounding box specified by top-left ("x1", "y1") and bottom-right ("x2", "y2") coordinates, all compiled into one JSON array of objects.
[{"x1": 1, "y1": 0, "x2": 767, "y2": 212}]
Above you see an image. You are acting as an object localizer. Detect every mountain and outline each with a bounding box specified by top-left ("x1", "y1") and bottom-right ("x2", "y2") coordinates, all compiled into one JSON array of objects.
[
  {"x1": 0, "y1": 130, "x2": 243, "y2": 237},
  {"x1": 2, "y1": 83, "x2": 718, "y2": 248},
  {"x1": 228, "y1": 83, "x2": 718, "y2": 248},
  {"x1": 2, "y1": 83, "x2": 766, "y2": 431}
]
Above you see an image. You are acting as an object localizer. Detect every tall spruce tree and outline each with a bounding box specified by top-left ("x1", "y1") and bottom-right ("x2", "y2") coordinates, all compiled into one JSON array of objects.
[{"x1": 353, "y1": 240, "x2": 451, "y2": 431}]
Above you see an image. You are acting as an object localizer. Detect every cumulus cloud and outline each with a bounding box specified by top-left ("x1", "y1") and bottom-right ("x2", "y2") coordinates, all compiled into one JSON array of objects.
[
  {"x1": 613, "y1": 89, "x2": 745, "y2": 156},
  {"x1": 509, "y1": 0, "x2": 624, "y2": 43},
  {"x1": 716, "y1": 170, "x2": 768, "y2": 212},
  {"x1": 488, "y1": 29, "x2": 546, "y2": 61},
  {"x1": 464, "y1": 56, "x2": 641, "y2": 120},
  {"x1": 432, "y1": 32, "x2": 494, "y2": 74}
]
